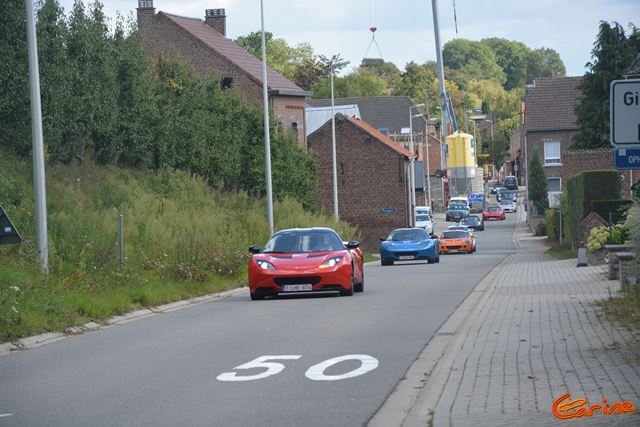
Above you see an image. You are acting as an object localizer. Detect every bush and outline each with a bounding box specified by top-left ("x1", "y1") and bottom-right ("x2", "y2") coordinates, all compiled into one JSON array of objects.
[
  {"x1": 586, "y1": 224, "x2": 626, "y2": 252},
  {"x1": 535, "y1": 222, "x2": 547, "y2": 236},
  {"x1": 567, "y1": 170, "x2": 622, "y2": 247},
  {"x1": 592, "y1": 199, "x2": 633, "y2": 224},
  {"x1": 545, "y1": 209, "x2": 558, "y2": 241}
]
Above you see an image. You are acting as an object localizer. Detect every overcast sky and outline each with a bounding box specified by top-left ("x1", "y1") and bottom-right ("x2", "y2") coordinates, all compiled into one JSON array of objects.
[{"x1": 57, "y1": 0, "x2": 639, "y2": 77}]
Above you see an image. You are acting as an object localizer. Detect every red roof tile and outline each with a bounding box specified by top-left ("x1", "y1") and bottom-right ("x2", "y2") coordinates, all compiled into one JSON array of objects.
[
  {"x1": 160, "y1": 12, "x2": 309, "y2": 96},
  {"x1": 342, "y1": 115, "x2": 414, "y2": 158}
]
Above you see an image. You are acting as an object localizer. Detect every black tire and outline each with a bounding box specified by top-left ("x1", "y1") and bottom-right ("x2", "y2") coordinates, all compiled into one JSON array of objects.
[
  {"x1": 341, "y1": 266, "x2": 355, "y2": 296},
  {"x1": 250, "y1": 292, "x2": 265, "y2": 301},
  {"x1": 381, "y1": 259, "x2": 394, "y2": 266},
  {"x1": 354, "y1": 267, "x2": 364, "y2": 293},
  {"x1": 427, "y1": 257, "x2": 435, "y2": 264}
]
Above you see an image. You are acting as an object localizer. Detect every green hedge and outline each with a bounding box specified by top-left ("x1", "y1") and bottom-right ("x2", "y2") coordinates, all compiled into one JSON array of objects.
[
  {"x1": 545, "y1": 208, "x2": 558, "y2": 242},
  {"x1": 566, "y1": 170, "x2": 622, "y2": 247},
  {"x1": 592, "y1": 199, "x2": 633, "y2": 224}
]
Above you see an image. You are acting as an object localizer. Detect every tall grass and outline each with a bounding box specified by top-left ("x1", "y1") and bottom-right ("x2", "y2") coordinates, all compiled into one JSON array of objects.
[{"x1": 0, "y1": 148, "x2": 359, "y2": 341}]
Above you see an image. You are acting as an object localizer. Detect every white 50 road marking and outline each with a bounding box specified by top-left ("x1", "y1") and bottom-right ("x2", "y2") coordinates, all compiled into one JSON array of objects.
[
  {"x1": 216, "y1": 354, "x2": 379, "y2": 382},
  {"x1": 216, "y1": 355, "x2": 302, "y2": 382},
  {"x1": 305, "y1": 354, "x2": 379, "y2": 381},
  {"x1": 0, "y1": 414, "x2": 13, "y2": 418}
]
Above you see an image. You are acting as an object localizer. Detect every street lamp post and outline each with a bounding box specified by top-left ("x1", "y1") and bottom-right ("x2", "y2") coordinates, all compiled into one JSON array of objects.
[
  {"x1": 260, "y1": 0, "x2": 273, "y2": 235},
  {"x1": 25, "y1": 0, "x2": 48, "y2": 273},
  {"x1": 409, "y1": 104, "x2": 425, "y2": 226},
  {"x1": 330, "y1": 57, "x2": 350, "y2": 222}
]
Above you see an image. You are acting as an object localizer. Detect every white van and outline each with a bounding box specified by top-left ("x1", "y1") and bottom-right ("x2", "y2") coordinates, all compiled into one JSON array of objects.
[
  {"x1": 415, "y1": 206, "x2": 434, "y2": 234},
  {"x1": 448, "y1": 196, "x2": 470, "y2": 210}
]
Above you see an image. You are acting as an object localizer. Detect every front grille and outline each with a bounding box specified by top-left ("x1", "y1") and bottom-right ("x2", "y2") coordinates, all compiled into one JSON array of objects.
[
  {"x1": 395, "y1": 251, "x2": 418, "y2": 257},
  {"x1": 447, "y1": 245, "x2": 461, "y2": 250},
  {"x1": 274, "y1": 276, "x2": 322, "y2": 286}
]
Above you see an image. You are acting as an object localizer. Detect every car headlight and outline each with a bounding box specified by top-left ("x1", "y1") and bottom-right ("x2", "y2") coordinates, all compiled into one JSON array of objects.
[
  {"x1": 319, "y1": 256, "x2": 343, "y2": 268},
  {"x1": 255, "y1": 259, "x2": 276, "y2": 270}
]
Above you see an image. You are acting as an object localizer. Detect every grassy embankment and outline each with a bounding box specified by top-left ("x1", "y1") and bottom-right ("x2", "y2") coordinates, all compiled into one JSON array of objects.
[{"x1": 0, "y1": 149, "x2": 359, "y2": 342}]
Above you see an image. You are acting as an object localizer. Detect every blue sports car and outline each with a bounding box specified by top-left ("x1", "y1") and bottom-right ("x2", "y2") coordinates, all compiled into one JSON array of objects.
[{"x1": 379, "y1": 228, "x2": 440, "y2": 266}]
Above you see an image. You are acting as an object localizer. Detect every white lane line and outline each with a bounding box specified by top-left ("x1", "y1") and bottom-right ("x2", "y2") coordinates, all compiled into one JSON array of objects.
[{"x1": 0, "y1": 413, "x2": 14, "y2": 418}]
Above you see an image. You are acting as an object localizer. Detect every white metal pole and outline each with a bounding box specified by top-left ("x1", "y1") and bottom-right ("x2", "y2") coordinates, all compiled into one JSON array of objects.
[
  {"x1": 260, "y1": 0, "x2": 273, "y2": 235},
  {"x1": 330, "y1": 64, "x2": 339, "y2": 222},
  {"x1": 409, "y1": 110, "x2": 415, "y2": 226},
  {"x1": 25, "y1": 0, "x2": 48, "y2": 273},
  {"x1": 426, "y1": 131, "x2": 432, "y2": 211}
]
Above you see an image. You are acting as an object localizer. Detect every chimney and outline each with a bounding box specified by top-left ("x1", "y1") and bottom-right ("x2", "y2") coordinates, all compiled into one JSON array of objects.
[
  {"x1": 205, "y1": 9, "x2": 226, "y2": 36},
  {"x1": 136, "y1": 0, "x2": 155, "y2": 27}
]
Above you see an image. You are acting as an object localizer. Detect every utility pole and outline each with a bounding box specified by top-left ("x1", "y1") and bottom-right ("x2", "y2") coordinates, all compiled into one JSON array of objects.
[
  {"x1": 25, "y1": 0, "x2": 48, "y2": 273},
  {"x1": 260, "y1": 0, "x2": 274, "y2": 235}
]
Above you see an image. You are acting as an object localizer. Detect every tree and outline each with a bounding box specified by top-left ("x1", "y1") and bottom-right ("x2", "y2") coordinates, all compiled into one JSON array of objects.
[
  {"x1": 573, "y1": 21, "x2": 640, "y2": 149},
  {"x1": 311, "y1": 68, "x2": 387, "y2": 98},
  {"x1": 526, "y1": 48, "x2": 566, "y2": 80},
  {"x1": 234, "y1": 31, "x2": 314, "y2": 82},
  {"x1": 481, "y1": 38, "x2": 530, "y2": 90},
  {"x1": 0, "y1": 0, "x2": 30, "y2": 155},
  {"x1": 528, "y1": 150, "x2": 547, "y2": 210},
  {"x1": 443, "y1": 39, "x2": 506, "y2": 86}
]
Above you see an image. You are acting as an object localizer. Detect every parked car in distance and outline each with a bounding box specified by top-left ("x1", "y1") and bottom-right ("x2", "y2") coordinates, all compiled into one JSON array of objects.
[
  {"x1": 439, "y1": 229, "x2": 476, "y2": 254},
  {"x1": 379, "y1": 228, "x2": 440, "y2": 265},
  {"x1": 490, "y1": 182, "x2": 504, "y2": 194},
  {"x1": 483, "y1": 205, "x2": 506, "y2": 221},
  {"x1": 459, "y1": 215, "x2": 484, "y2": 231},
  {"x1": 504, "y1": 175, "x2": 518, "y2": 190},
  {"x1": 247, "y1": 227, "x2": 364, "y2": 300},
  {"x1": 415, "y1": 206, "x2": 433, "y2": 233},
  {"x1": 497, "y1": 189, "x2": 517, "y2": 203},
  {"x1": 446, "y1": 200, "x2": 470, "y2": 222},
  {"x1": 499, "y1": 199, "x2": 517, "y2": 213}
]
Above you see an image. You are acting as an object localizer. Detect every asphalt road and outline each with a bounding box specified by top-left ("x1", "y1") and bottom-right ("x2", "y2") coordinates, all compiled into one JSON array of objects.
[{"x1": 0, "y1": 211, "x2": 518, "y2": 427}]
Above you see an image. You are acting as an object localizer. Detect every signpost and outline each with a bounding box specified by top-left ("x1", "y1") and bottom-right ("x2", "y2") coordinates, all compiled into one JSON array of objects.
[
  {"x1": 467, "y1": 194, "x2": 484, "y2": 203},
  {"x1": 613, "y1": 148, "x2": 640, "y2": 170},
  {"x1": 610, "y1": 79, "x2": 640, "y2": 148},
  {"x1": 0, "y1": 206, "x2": 22, "y2": 245}
]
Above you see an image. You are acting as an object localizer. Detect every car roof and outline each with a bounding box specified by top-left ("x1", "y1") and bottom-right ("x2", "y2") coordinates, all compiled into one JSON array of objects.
[{"x1": 273, "y1": 227, "x2": 339, "y2": 235}]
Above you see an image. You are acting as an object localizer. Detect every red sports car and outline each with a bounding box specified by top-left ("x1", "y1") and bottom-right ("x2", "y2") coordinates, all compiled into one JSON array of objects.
[
  {"x1": 247, "y1": 228, "x2": 364, "y2": 300},
  {"x1": 483, "y1": 205, "x2": 506, "y2": 221}
]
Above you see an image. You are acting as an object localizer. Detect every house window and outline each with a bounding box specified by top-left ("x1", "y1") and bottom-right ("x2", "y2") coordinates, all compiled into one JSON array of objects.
[
  {"x1": 547, "y1": 177, "x2": 562, "y2": 192},
  {"x1": 291, "y1": 122, "x2": 298, "y2": 132},
  {"x1": 221, "y1": 77, "x2": 233, "y2": 90},
  {"x1": 544, "y1": 141, "x2": 561, "y2": 165}
]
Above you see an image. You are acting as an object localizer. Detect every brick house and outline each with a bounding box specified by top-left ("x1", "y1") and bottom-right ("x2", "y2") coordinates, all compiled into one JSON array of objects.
[
  {"x1": 308, "y1": 96, "x2": 443, "y2": 207},
  {"x1": 135, "y1": 0, "x2": 311, "y2": 145},
  {"x1": 307, "y1": 114, "x2": 413, "y2": 250},
  {"x1": 523, "y1": 77, "x2": 584, "y2": 197},
  {"x1": 522, "y1": 77, "x2": 636, "y2": 206}
]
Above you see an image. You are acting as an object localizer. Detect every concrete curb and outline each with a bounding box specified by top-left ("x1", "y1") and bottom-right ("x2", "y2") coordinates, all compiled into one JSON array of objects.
[
  {"x1": 368, "y1": 201, "x2": 526, "y2": 427},
  {"x1": 1, "y1": 286, "x2": 247, "y2": 358}
]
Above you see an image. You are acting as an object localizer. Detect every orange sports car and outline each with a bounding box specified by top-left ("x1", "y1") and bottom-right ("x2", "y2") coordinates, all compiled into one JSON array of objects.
[{"x1": 439, "y1": 230, "x2": 476, "y2": 254}]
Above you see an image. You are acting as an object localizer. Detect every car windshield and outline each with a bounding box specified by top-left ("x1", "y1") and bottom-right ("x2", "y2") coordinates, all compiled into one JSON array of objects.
[
  {"x1": 461, "y1": 216, "x2": 480, "y2": 225},
  {"x1": 388, "y1": 229, "x2": 429, "y2": 241},
  {"x1": 487, "y1": 207, "x2": 501, "y2": 212},
  {"x1": 442, "y1": 231, "x2": 468, "y2": 239},
  {"x1": 416, "y1": 214, "x2": 431, "y2": 222},
  {"x1": 263, "y1": 230, "x2": 344, "y2": 253},
  {"x1": 449, "y1": 202, "x2": 467, "y2": 209},
  {"x1": 500, "y1": 200, "x2": 513, "y2": 206}
]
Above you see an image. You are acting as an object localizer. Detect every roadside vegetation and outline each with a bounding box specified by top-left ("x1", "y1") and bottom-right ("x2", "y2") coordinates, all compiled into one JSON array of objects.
[{"x1": 0, "y1": 149, "x2": 360, "y2": 342}]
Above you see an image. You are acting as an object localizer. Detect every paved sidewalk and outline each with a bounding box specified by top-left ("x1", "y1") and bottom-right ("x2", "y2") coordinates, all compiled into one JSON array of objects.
[{"x1": 430, "y1": 210, "x2": 640, "y2": 426}]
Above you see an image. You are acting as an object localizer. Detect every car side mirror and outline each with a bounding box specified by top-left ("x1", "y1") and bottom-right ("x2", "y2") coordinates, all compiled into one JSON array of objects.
[
  {"x1": 248, "y1": 245, "x2": 260, "y2": 254},
  {"x1": 429, "y1": 233, "x2": 437, "y2": 239},
  {"x1": 379, "y1": 236, "x2": 386, "y2": 242},
  {"x1": 346, "y1": 240, "x2": 360, "y2": 249}
]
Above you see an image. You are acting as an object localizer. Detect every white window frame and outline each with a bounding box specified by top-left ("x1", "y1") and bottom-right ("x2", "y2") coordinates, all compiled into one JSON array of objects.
[
  {"x1": 546, "y1": 177, "x2": 562, "y2": 192},
  {"x1": 543, "y1": 140, "x2": 561, "y2": 166}
]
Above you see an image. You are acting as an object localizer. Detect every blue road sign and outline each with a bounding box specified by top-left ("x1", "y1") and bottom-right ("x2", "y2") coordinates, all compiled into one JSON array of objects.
[
  {"x1": 380, "y1": 208, "x2": 397, "y2": 214},
  {"x1": 467, "y1": 194, "x2": 485, "y2": 203},
  {"x1": 613, "y1": 148, "x2": 640, "y2": 170}
]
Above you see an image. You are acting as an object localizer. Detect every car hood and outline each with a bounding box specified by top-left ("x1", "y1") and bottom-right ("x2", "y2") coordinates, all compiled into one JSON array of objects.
[
  {"x1": 256, "y1": 251, "x2": 347, "y2": 270},
  {"x1": 380, "y1": 240, "x2": 434, "y2": 250},
  {"x1": 440, "y1": 238, "x2": 471, "y2": 244}
]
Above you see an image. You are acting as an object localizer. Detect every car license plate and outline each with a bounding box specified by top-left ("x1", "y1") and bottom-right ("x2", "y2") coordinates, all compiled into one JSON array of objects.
[
  {"x1": 398, "y1": 255, "x2": 414, "y2": 260},
  {"x1": 282, "y1": 284, "x2": 312, "y2": 292}
]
